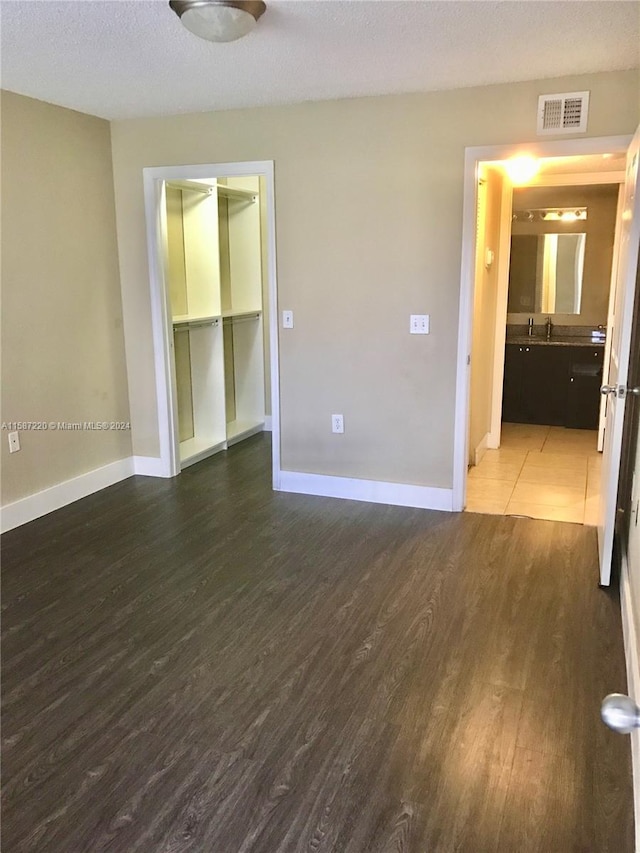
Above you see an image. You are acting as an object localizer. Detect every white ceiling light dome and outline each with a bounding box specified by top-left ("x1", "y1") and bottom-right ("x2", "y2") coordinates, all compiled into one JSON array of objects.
[{"x1": 169, "y1": 1, "x2": 266, "y2": 43}]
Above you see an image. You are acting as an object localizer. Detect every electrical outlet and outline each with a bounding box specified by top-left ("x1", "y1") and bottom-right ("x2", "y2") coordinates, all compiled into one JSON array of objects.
[
  {"x1": 410, "y1": 314, "x2": 430, "y2": 335},
  {"x1": 8, "y1": 431, "x2": 20, "y2": 453},
  {"x1": 282, "y1": 310, "x2": 294, "y2": 329},
  {"x1": 332, "y1": 414, "x2": 344, "y2": 434}
]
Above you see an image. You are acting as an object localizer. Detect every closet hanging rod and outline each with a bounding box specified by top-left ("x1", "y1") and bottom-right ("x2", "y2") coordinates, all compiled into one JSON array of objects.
[
  {"x1": 218, "y1": 185, "x2": 257, "y2": 203},
  {"x1": 166, "y1": 180, "x2": 213, "y2": 196},
  {"x1": 174, "y1": 320, "x2": 219, "y2": 331},
  {"x1": 165, "y1": 180, "x2": 257, "y2": 203},
  {"x1": 223, "y1": 313, "x2": 260, "y2": 325}
]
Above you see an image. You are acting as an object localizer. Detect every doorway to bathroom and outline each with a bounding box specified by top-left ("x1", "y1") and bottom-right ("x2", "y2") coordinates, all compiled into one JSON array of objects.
[
  {"x1": 467, "y1": 168, "x2": 622, "y2": 524},
  {"x1": 453, "y1": 137, "x2": 634, "y2": 535}
]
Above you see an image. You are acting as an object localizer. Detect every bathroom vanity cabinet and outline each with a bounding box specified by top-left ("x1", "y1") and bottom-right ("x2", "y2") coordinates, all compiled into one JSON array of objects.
[{"x1": 502, "y1": 342, "x2": 604, "y2": 429}]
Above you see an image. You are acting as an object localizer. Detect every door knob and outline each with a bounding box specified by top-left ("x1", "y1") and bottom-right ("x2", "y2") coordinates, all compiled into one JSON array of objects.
[
  {"x1": 601, "y1": 385, "x2": 640, "y2": 398},
  {"x1": 601, "y1": 693, "x2": 640, "y2": 733}
]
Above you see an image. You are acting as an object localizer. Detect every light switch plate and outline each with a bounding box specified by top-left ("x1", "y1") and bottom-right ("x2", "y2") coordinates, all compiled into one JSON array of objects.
[
  {"x1": 410, "y1": 314, "x2": 430, "y2": 334},
  {"x1": 282, "y1": 310, "x2": 294, "y2": 329}
]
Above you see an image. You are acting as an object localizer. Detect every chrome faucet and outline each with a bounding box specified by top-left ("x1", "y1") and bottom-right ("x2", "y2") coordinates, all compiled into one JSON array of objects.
[{"x1": 545, "y1": 317, "x2": 553, "y2": 341}]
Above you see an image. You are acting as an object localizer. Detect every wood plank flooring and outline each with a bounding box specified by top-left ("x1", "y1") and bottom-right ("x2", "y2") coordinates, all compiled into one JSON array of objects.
[{"x1": 1, "y1": 434, "x2": 634, "y2": 852}]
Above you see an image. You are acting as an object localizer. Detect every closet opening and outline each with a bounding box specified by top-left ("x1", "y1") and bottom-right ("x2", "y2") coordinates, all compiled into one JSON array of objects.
[{"x1": 143, "y1": 162, "x2": 280, "y2": 483}]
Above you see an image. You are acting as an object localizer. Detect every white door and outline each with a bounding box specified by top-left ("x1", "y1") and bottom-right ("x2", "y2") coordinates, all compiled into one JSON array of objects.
[{"x1": 598, "y1": 124, "x2": 640, "y2": 586}]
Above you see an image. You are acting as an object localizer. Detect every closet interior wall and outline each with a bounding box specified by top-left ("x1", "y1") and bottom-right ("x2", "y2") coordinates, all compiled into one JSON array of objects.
[{"x1": 164, "y1": 176, "x2": 266, "y2": 468}]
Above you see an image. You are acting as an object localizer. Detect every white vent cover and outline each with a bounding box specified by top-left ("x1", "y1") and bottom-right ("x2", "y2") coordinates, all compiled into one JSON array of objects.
[{"x1": 537, "y1": 91, "x2": 590, "y2": 135}]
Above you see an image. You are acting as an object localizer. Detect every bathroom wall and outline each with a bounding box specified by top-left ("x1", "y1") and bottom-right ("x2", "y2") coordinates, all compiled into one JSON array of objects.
[{"x1": 508, "y1": 183, "x2": 620, "y2": 326}]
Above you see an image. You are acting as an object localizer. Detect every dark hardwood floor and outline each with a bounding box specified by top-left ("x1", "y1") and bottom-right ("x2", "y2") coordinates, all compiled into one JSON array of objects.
[{"x1": 1, "y1": 434, "x2": 634, "y2": 852}]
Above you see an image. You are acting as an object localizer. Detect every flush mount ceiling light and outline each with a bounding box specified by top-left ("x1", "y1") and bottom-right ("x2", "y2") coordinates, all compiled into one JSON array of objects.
[{"x1": 169, "y1": 1, "x2": 266, "y2": 43}]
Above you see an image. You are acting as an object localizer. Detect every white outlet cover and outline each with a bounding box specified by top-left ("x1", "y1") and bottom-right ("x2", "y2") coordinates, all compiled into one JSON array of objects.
[
  {"x1": 282, "y1": 310, "x2": 294, "y2": 329},
  {"x1": 331, "y1": 414, "x2": 344, "y2": 434}
]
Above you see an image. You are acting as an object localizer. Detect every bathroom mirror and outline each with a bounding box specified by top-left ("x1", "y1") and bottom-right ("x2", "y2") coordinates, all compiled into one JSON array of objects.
[{"x1": 508, "y1": 233, "x2": 586, "y2": 315}]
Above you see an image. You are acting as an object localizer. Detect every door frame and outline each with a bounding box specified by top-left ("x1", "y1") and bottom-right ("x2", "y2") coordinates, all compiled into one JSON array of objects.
[
  {"x1": 453, "y1": 135, "x2": 633, "y2": 511},
  {"x1": 598, "y1": 185, "x2": 628, "y2": 450},
  {"x1": 487, "y1": 175, "x2": 514, "y2": 450},
  {"x1": 142, "y1": 160, "x2": 281, "y2": 487}
]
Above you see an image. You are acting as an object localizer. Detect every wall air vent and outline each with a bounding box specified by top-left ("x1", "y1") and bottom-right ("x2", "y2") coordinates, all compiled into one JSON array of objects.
[{"x1": 537, "y1": 91, "x2": 590, "y2": 135}]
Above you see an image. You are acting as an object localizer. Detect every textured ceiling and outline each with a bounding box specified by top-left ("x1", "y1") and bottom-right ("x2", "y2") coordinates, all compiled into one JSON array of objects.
[{"x1": 1, "y1": 0, "x2": 638, "y2": 121}]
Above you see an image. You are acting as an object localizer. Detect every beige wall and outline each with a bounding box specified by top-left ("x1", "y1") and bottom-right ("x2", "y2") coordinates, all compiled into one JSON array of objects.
[
  {"x1": 1, "y1": 92, "x2": 131, "y2": 505},
  {"x1": 110, "y1": 70, "x2": 639, "y2": 488},
  {"x1": 509, "y1": 183, "x2": 620, "y2": 325},
  {"x1": 469, "y1": 166, "x2": 504, "y2": 462}
]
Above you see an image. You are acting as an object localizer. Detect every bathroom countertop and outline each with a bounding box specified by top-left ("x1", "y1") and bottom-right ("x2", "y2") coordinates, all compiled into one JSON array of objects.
[{"x1": 506, "y1": 336, "x2": 605, "y2": 348}]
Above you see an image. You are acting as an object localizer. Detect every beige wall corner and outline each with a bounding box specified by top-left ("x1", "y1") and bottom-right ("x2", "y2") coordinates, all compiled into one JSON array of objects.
[
  {"x1": 110, "y1": 69, "x2": 639, "y2": 488},
  {"x1": 1, "y1": 91, "x2": 131, "y2": 506}
]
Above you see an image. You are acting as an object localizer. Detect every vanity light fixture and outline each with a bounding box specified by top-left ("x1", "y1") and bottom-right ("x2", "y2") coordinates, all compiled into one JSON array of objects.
[
  {"x1": 512, "y1": 208, "x2": 587, "y2": 223},
  {"x1": 542, "y1": 208, "x2": 587, "y2": 222},
  {"x1": 169, "y1": 0, "x2": 266, "y2": 42}
]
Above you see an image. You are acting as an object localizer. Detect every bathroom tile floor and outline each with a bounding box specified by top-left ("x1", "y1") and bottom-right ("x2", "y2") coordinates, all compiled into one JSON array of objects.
[{"x1": 466, "y1": 423, "x2": 601, "y2": 525}]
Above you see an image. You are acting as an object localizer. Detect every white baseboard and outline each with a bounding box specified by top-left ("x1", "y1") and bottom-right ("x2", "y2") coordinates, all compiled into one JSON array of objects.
[
  {"x1": 620, "y1": 552, "x2": 640, "y2": 853},
  {"x1": 487, "y1": 430, "x2": 500, "y2": 450},
  {"x1": 133, "y1": 455, "x2": 173, "y2": 477},
  {"x1": 263, "y1": 416, "x2": 272, "y2": 432},
  {"x1": 474, "y1": 433, "x2": 490, "y2": 466},
  {"x1": 278, "y1": 470, "x2": 454, "y2": 511},
  {"x1": 1, "y1": 457, "x2": 134, "y2": 533}
]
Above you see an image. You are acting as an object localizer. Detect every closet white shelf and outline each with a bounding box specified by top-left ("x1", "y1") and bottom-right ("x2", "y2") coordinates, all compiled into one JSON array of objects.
[
  {"x1": 167, "y1": 181, "x2": 256, "y2": 203},
  {"x1": 172, "y1": 314, "x2": 221, "y2": 327},
  {"x1": 173, "y1": 310, "x2": 261, "y2": 326},
  {"x1": 166, "y1": 179, "x2": 213, "y2": 196},
  {"x1": 218, "y1": 185, "x2": 257, "y2": 204},
  {"x1": 226, "y1": 419, "x2": 265, "y2": 446},
  {"x1": 179, "y1": 436, "x2": 227, "y2": 467},
  {"x1": 222, "y1": 309, "x2": 262, "y2": 321}
]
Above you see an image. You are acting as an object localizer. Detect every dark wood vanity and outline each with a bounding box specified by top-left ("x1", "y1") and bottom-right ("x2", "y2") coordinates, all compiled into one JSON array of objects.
[
  {"x1": 502, "y1": 339, "x2": 604, "y2": 429},
  {"x1": 502, "y1": 184, "x2": 617, "y2": 432}
]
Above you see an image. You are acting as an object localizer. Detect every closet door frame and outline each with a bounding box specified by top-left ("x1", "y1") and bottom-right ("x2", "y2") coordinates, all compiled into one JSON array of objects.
[{"x1": 143, "y1": 161, "x2": 281, "y2": 486}]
